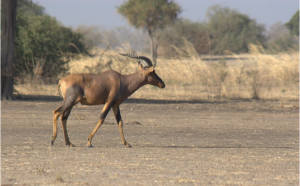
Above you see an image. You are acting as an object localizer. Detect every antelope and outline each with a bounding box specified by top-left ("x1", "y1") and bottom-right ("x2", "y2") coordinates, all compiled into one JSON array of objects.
[{"x1": 51, "y1": 53, "x2": 165, "y2": 148}]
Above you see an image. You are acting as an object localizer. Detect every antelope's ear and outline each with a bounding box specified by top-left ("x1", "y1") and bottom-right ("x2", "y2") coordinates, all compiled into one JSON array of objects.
[
  {"x1": 138, "y1": 62, "x2": 143, "y2": 71},
  {"x1": 145, "y1": 66, "x2": 154, "y2": 74}
]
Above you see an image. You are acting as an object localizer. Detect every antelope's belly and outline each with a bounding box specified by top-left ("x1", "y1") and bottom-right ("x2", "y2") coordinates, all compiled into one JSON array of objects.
[{"x1": 79, "y1": 97, "x2": 106, "y2": 105}]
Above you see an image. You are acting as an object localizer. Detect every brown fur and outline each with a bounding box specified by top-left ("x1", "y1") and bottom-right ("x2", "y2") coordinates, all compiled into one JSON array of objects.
[{"x1": 51, "y1": 63, "x2": 165, "y2": 148}]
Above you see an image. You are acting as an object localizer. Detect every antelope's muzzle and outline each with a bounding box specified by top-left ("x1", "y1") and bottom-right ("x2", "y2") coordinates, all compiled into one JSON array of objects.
[{"x1": 158, "y1": 82, "x2": 165, "y2": 88}]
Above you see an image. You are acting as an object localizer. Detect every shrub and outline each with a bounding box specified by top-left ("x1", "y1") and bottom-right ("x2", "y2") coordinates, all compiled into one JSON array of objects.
[{"x1": 14, "y1": 1, "x2": 88, "y2": 84}]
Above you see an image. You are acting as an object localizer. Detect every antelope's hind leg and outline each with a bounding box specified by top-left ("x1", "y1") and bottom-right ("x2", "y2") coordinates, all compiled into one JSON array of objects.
[
  {"x1": 51, "y1": 105, "x2": 74, "y2": 147},
  {"x1": 51, "y1": 106, "x2": 63, "y2": 146},
  {"x1": 60, "y1": 89, "x2": 81, "y2": 147},
  {"x1": 52, "y1": 85, "x2": 83, "y2": 147},
  {"x1": 61, "y1": 108, "x2": 74, "y2": 147}
]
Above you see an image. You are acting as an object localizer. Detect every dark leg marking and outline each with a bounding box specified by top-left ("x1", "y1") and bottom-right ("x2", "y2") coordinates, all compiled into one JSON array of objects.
[
  {"x1": 86, "y1": 101, "x2": 116, "y2": 148},
  {"x1": 113, "y1": 106, "x2": 131, "y2": 147}
]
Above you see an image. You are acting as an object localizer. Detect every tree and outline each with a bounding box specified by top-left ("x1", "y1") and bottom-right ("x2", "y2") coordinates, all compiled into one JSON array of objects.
[
  {"x1": 17, "y1": 0, "x2": 45, "y2": 16},
  {"x1": 206, "y1": 5, "x2": 266, "y2": 54},
  {"x1": 1, "y1": 0, "x2": 18, "y2": 100},
  {"x1": 75, "y1": 25, "x2": 103, "y2": 49},
  {"x1": 158, "y1": 19, "x2": 210, "y2": 57},
  {"x1": 285, "y1": 10, "x2": 299, "y2": 37},
  {"x1": 14, "y1": 0, "x2": 88, "y2": 83},
  {"x1": 117, "y1": 0, "x2": 181, "y2": 63},
  {"x1": 266, "y1": 22, "x2": 297, "y2": 52}
]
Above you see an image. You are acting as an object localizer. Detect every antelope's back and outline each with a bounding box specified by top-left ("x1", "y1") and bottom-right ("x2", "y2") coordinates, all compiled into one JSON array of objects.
[{"x1": 58, "y1": 70, "x2": 122, "y2": 105}]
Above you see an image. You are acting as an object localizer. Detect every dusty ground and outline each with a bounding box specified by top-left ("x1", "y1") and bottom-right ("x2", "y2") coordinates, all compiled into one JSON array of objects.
[{"x1": 1, "y1": 96, "x2": 299, "y2": 185}]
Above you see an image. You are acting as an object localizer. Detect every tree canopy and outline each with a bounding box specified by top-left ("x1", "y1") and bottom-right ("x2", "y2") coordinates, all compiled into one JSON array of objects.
[
  {"x1": 158, "y1": 5, "x2": 267, "y2": 56},
  {"x1": 206, "y1": 5, "x2": 266, "y2": 54},
  {"x1": 117, "y1": 0, "x2": 181, "y2": 33},
  {"x1": 285, "y1": 10, "x2": 299, "y2": 37},
  {"x1": 117, "y1": 0, "x2": 181, "y2": 62},
  {"x1": 159, "y1": 19, "x2": 210, "y2": 57},
  {"x1": 14, "y1": 0, "x2": 88, "y2": 83}
]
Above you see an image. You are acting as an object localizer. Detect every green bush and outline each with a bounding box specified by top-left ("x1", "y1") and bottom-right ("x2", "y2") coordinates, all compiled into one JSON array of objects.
[
  {"x1": 158, "y1": 5, "x2": 266, "y2": 56},
  {"x1": 206, "y1": 5, "x2": 266, "y2": 54},
  {"x1": 158, "y1": 19, "x2": 210, "y2": 57},
  {"x1": 14, "y1": 1, "x2": 88, "y2": 83},
  {"x1": 285, "y1": 10, "x2": 299, "y2": 36}
]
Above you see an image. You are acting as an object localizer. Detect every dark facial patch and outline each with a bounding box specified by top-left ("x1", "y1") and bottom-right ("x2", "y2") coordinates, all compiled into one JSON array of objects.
[{"x1": 148, "y1": 71, "x2": 165, "y2": 87}]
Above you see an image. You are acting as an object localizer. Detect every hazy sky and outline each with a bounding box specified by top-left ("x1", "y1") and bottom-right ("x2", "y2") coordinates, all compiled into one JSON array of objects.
[{"x1": 35, "y1": 0, "x2": 299, "y2": 30}]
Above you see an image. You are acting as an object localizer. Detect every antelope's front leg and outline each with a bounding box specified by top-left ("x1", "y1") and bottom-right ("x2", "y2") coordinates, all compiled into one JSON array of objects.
[
  {"x1": 113, "y1": 106, "x2": 131, "y2": 147},
  {"x1": 87, "y1": 102, "x2": 112, "y2": 147}
]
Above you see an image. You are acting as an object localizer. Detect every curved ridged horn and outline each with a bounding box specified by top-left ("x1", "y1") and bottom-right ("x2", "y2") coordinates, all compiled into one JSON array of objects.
[{"x1": 119, "y1": 53, "x2": 153, "y2": 67}]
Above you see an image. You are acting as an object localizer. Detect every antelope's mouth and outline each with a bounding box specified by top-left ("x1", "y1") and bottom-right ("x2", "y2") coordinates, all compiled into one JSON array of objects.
[{"x1": 158, "y1": 83, "x2": 165, "y2": 88}]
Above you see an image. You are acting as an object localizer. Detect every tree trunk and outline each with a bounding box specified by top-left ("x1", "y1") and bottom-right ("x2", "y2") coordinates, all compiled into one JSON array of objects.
[
  {"x1": 1, "y1": 0, "x2": 17, "y2": 100},
  {"x1": 148, "y1": 29, "x2": 156, "y2": 65},
  {"x1": 153, "y1": 35, "x2": 161, "y2": 67}
]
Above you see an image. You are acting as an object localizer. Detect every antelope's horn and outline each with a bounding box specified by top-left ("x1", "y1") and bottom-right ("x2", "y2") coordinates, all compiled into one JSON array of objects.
[{"x1": 119, "y1": 53, "x2": 153, "y2": 67}]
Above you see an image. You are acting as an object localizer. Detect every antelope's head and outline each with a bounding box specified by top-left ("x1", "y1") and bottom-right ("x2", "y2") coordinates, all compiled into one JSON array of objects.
[{"x1": 119, "y1": 53, "x2": 165, "y2": 88}]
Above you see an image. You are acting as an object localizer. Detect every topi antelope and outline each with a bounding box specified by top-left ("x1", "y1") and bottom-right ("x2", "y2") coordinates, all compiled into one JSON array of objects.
[{"x1": 51, "y1": 53, "x2": 165, "y2": 147}]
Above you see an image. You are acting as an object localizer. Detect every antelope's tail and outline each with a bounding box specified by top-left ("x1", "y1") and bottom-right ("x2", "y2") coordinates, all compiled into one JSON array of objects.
[{"x1": 57, "y1": 81, "x2": 63, "y2": 98}]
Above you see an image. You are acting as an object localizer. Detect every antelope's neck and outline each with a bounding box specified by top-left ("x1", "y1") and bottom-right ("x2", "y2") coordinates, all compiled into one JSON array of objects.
[{"x1": 123, "y1": 71, "x2": 146, "y2": 95}]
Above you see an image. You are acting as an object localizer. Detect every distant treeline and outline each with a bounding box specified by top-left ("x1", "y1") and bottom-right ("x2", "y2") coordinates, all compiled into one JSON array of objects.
[
  {"x1": 11, "y1": 0, "x2": 299, "y2": 82},
  {"x1": 77, "y1": 5, "x2": 299, "y2": 58}
]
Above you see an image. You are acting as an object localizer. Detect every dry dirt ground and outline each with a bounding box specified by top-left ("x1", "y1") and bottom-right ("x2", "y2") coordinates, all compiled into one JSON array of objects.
[{"x1": 1, "y1": 96, "x2": 299, "y2": 185}]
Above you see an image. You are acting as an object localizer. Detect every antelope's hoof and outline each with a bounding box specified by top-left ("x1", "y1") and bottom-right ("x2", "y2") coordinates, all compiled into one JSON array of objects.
[
  {"x1": 87, "y1": 144, "x2": 94, "y2": 148},
  {"x1": 66, "y1": 142, "x2": 75, "y2": 147},
  {"x1": 51, "y1": 136, "x2": 56, "y2": 146},
  {"x1": 125, "y1": 143, "x2": 132, "y2": 148},
  {"x1": 86, "y1": 141, "x2": 94, "y2": 148}
]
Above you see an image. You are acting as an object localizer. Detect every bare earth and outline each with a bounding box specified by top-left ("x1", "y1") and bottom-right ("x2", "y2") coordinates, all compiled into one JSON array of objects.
[{"x1": 1, "y1": 96, "x2": 299, "y2": 185}]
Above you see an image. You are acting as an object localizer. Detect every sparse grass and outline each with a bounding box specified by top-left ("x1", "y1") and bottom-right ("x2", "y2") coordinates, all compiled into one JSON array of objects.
[
  {"x1": 36, "y1": 164, "x2": 45, "y2": 173},
  {"x1": 15, "y1": 44, "x2": 299, "y2": 101},
  {"x1": 56, "y1": 175, "x2": 63, "y2": 182}
]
